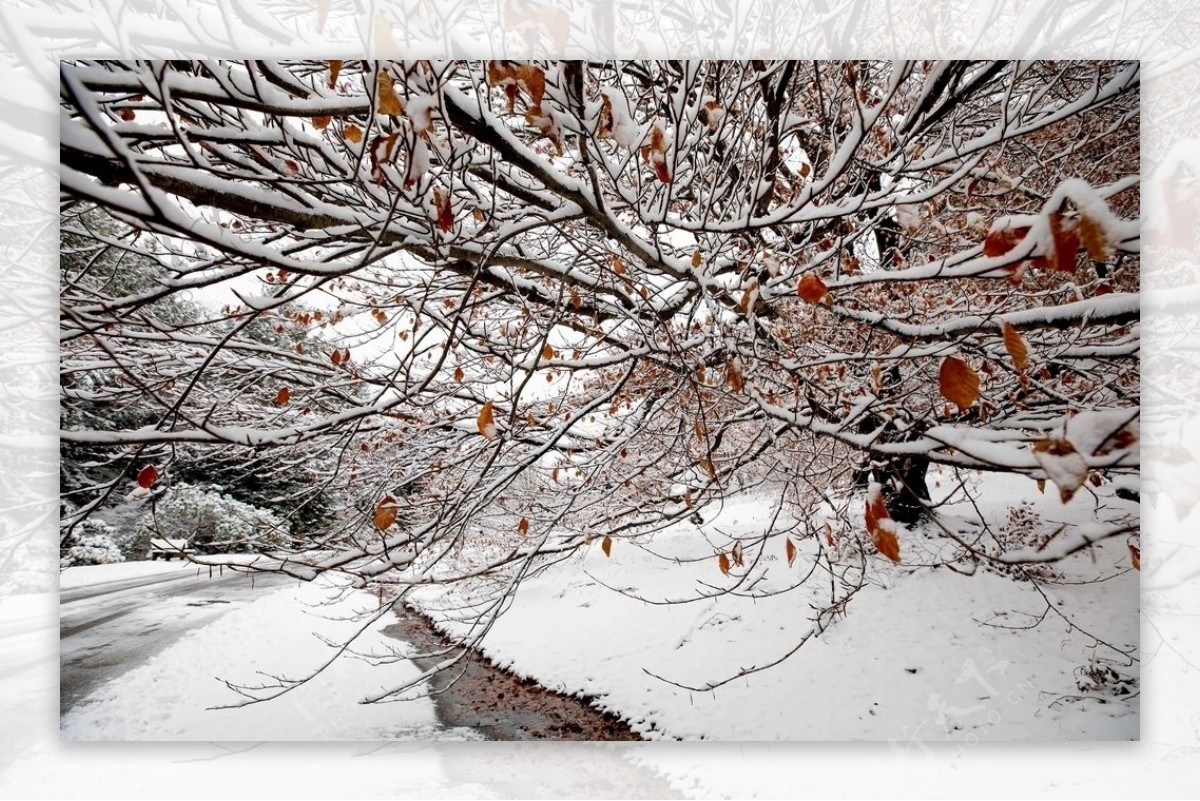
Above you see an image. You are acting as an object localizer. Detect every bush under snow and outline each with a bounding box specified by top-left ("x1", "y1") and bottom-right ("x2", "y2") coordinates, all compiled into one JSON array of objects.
[{"x1": 61, "y1": 519, "x2": 125, "y2": 567}]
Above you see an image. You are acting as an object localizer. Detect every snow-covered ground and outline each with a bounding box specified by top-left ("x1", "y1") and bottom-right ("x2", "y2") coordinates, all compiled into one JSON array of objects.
[
  {"x1": 44, "y1": 469, "x2": 1139, "y2": 745},
  {"x1": 411, "y1": 468, "x2": 1139, "y2": 741},
  {"x1": 56, "y1": 574, "x2": 478, "y2": 741},
  {"x1": 59, "y1": 559, "x2": 197, "y2": 590},
  {"x1": 3, "y1": 467, "x2": 1198, "y2": 797}
]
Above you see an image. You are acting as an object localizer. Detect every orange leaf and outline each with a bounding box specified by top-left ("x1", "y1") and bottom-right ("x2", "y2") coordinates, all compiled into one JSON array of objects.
[
  {"x1": 797, "y1": 274, "x2": 827, "y2": 304},
  {"x1": 344, "y1": 124, "x2": 363, "y2": 144},
  {"x1": 477, "y1": 400, "x2": 497, "y2": 440},
  {"x1": 517, "y1": 517, "x2": 530, "y2": 535},
  {"x1": 1048, "y1": 213, "x2": 1080, "y2": 273},
  {"x1": 331, "y1": 349, "x2": 343, "y2": 366},
  {"x1": 312, "y1": 115, "x2": 332, "y2": 130},
  {"x1": 873, "y1": 525, "x2": 901, "y2": 563},
  {"x1": 373, "y1": 495, "x2": 398, "y2": 530},
  {"x1": 328, "y1": 60, "x2": 342, "y2": 88},
  {"x1": 1128, "y1": 542, "x2": 1140, "y2": 571},
  {"x1": 1078, "y1": 214, "x2": 1113, "y2": 261},
  {"x1": 691, "y1": 249, "x2": 703, "y2": 268},
  {"x1": 486, "y1": 61, "x2": 514, "y2": 86},
  {"x1": 865, "y1": 489, "x2": 888, "y2": 536},
  {"x1": 541, "y1": 343, "x2": 555, "y2": 360},
  {"x1": 1001, "y1": 322, "x2": 1029, "y2": 373},
  {"x1": 785, "y1": 537, "x2": 797, "y2": 567},
  {"x1": 865, "y1": 488, "x2": 900, "y2": 562},
  {"x1": 453, "y1": 366, "x2": 464, "y2": 382},
  {"x1": 601, "y1": 535, "x2": 613, "y2": 557},
  {"x1": 718, "y1": 552, "x2": 731, "y2": 576},
  {"x1": 137, "y1": 464, "x2": 159, "y2": 489},
  {"x1": 726, "y1": 358, "x2": 744, "y2": 393},
  {"x1": 377, "y1": 70, "x2": 403, "y2": 116},
  {"x1": 939, "y1": 357, "x2": 980, "y2": 411},
  {"x1": 275, "y1": 386, "x2": 291, "y2": 405}
]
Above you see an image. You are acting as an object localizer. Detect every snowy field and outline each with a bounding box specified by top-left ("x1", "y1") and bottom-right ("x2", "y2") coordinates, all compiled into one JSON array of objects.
[
  {"x1": 41, "y1": 468, "x2": 1138, "y2": 747},
  {"x1": 411, "y1": 468, "x2": 1139, "y2": 742}
]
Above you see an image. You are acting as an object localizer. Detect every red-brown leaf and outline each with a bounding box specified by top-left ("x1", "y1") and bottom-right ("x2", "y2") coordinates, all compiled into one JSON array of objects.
[
  {"x1": 275, "y1": 386, "x2": 291, "y2": 405},
  {"x1": 718, "y1": 552, "x2": 731, "y2": 576},
  {"x1": 983, "y1": 226, "x2": 1029, "y2": 258},
  {"x1": 939, "y1": 357, "x2": 980, "y2": 411},
  {"x1": 517, "y1": 517, "x2": 530, "y2": 535},
  {"x1": 797, "y1": 274, "x2": 827, "y2": 304},
  {"x1": 1048, "y1": 213, "x2": 1080, "y2": 273},
  {"x1": 785, "y1": 537, "x2": 797, "y2": 567},
  {"x1": 328, "y1": 60, "x2": 342, "y2": 88},
  {"x1": 601, "y1": 535, "x2": 613, "y2": 557},
  {"x1": 434, "y1": 188, "x2": 453, "y2": 233},
  {"x1": 137, "y1": 464, "x2": 158, "y2": 489},
  {"x1": 653, "y1": 159, "x2": 672, "y2": 184}
]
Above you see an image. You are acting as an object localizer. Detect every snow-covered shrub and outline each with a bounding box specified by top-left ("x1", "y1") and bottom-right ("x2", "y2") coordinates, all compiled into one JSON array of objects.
[
  {"x1": 60, "y1": 518, "x2": 125, "y2": 567},
  {"x1": 137, "y1": 483, "x2": 288, "y2": 555},
  {"x1": 1, "y1": 520, "x2": 57, "y2": 595}
]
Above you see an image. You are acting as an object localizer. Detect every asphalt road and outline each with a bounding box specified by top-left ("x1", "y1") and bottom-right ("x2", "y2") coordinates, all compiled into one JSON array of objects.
[{"x1": 59, "y1": 566, "x2": 291, "y2": 715}]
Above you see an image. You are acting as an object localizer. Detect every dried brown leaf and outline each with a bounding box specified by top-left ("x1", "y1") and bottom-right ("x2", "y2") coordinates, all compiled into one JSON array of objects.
[{"x1": 939, "y1": 357, "x2": 980, "y2": 411}]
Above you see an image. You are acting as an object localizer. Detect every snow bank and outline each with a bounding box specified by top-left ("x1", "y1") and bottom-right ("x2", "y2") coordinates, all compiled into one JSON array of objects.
[
  {"x1": 413, "y1": 470, "x2": 1138, "y2": 741},
  {"x1": 59, "y1": 559, "x2": 197, "y2": 590}
]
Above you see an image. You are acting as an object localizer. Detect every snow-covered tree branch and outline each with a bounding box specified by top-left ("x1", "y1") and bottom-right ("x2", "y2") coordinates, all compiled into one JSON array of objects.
[{"x1": 59, "y1": 59, "x2": 1140, "y2": 694}]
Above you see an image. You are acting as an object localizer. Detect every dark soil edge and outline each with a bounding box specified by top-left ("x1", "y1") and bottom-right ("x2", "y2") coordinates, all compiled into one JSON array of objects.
[{"x1": 382, "y1": 605, "x2": 648, "y2": 741}]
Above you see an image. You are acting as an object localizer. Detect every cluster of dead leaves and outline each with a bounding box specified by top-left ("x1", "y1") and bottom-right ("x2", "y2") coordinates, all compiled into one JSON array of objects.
[{"x1": 983, "y1": 209, "x2": 1114, "y2": 283}]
